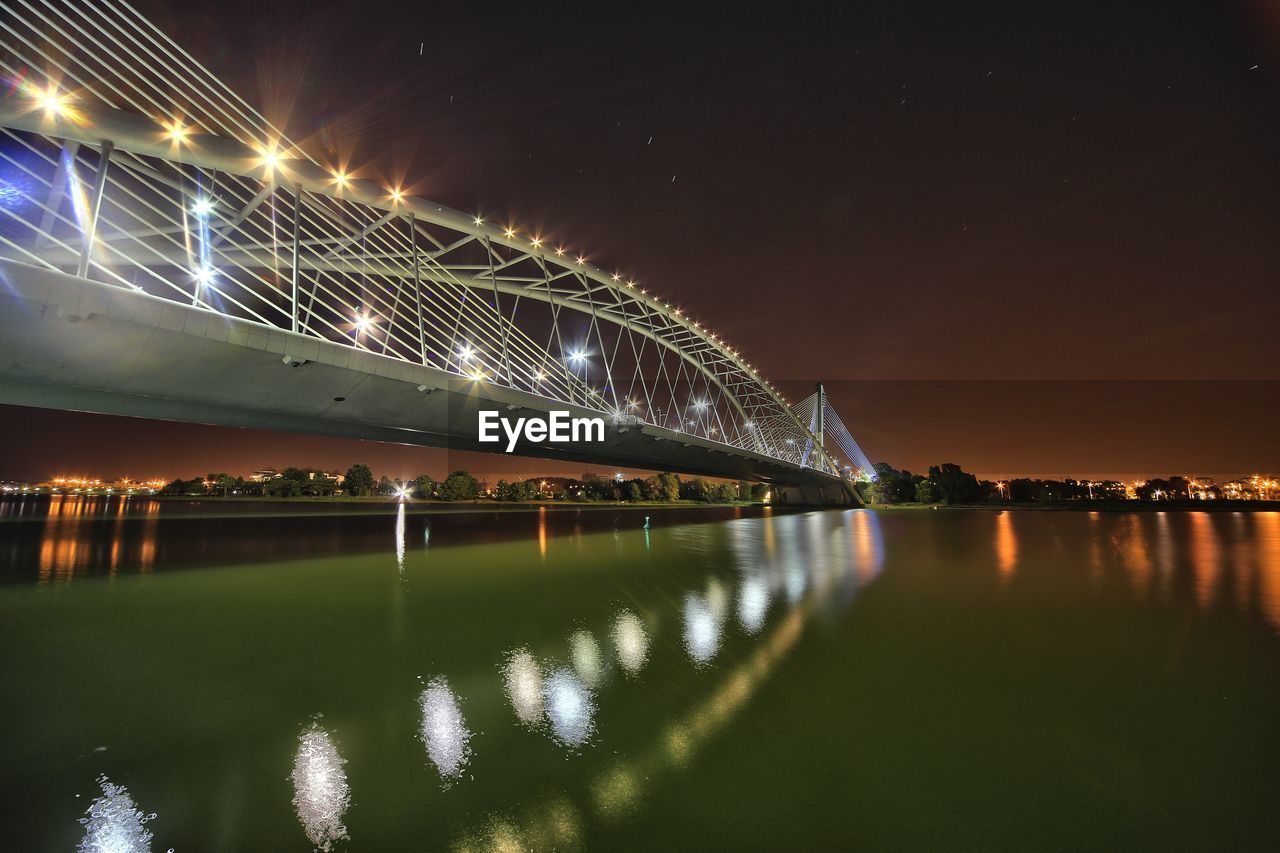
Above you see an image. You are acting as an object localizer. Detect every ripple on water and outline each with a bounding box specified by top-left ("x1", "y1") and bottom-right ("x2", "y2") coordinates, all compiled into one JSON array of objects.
[
  {"x1": 290, "y1": 723, "x2": 350, "y2": 851},
  {"x1": 419, "y1": 677, "x2": 473, "y2": 782},
  {"x1": 77, "y1": 775, "x2": 155, "y2": 853}
]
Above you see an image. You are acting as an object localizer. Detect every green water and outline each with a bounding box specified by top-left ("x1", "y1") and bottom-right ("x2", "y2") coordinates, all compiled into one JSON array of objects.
[{"x1": 2, "y1": 500, "x2": 1279, "y2": 851}]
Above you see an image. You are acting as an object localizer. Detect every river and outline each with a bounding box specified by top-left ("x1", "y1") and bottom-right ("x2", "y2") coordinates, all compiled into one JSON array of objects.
[{"x1": 1, "y1": 496, "x2": 1278, "y2": 850}]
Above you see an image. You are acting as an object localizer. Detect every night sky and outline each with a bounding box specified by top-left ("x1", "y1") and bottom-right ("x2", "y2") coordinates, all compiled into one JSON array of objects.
[{"x1": 3, "y1": 0, "x2": 1278, "y2": 482}]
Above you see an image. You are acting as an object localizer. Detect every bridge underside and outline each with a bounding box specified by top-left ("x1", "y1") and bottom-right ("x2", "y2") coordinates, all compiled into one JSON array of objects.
[{"x1": 0, "y1": 260, "x2": 857, "y2": 499}]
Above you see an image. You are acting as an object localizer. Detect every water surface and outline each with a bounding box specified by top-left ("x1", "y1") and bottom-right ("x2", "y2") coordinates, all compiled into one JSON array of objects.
[{"x1": 1, "y1": 498, "x2": 1278, "y2": 850}]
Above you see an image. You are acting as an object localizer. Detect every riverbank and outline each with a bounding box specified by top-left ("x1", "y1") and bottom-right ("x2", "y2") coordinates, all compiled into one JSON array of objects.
[
  {"x1": 0, "y1": 493, "x2": 765, "y2": 523},
  {"x1": 873, "y1": 500, "x2": 1280, "y2": 513},
  {"x1": 1, "y1": 491, "x2": 753, "y2": 508},
  {"x1": 155, "y1": 495, "x2": 756, "y2": 510}
]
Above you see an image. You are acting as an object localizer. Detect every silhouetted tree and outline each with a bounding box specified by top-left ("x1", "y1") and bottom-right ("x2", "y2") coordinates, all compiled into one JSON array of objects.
[
  {"x1": 344, "y1": 464, "x2": 375, "y2": 497},
  {"x1": 645, "y1": 472, "x2": 681, "y2": 502},
  {"x1": 928, "y1": 463, "x2": 981, "y2": 504},
  {"x1": 680, "y1": 478, "x2": 711, "y2": 502},
  {"x1": 867, "y1": 463, "x2": 915, "y2": 504},
  {"x1": 439, "y1": 470, "x2": 480, "y2": 501},
  {"x1": 915, "y1": 479, "x2": 940, "y2": 503},
  {"x1": 412, "y1": 474, "x2": 436, "y2": 499}
]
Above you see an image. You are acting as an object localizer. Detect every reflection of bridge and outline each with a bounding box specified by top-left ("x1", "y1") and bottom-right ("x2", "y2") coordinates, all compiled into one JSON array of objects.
[{"x1": 0, "y1": 2, "x2": 871, "y2": 503}]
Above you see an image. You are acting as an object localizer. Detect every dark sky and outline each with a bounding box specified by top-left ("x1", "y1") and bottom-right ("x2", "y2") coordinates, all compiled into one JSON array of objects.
[{"x1": 4, "y1": 0, "x2": 1279, "y2": 482}]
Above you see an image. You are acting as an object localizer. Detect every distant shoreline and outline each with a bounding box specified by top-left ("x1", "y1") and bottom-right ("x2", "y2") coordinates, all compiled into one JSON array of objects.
[
  {"x1": 873, "y1": 500, "x2": 1280, "y2": 513},
  {"x1": 0, "y1": 492, "x2": 752, "y2": 511}
]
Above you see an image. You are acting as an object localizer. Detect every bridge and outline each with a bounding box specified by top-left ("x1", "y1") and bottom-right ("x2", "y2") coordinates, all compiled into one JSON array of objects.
[{"x1": 0, "y1": 1, "x2": 872, "y2": 505}]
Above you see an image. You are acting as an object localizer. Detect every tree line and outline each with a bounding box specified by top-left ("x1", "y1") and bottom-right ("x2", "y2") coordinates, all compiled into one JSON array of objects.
[
  {"x1": 161, "y1": 465, "x2": 766, "y2": 504},
  {"x1": 859, "y1": 462, "x2": 1187, "y2": 505}
]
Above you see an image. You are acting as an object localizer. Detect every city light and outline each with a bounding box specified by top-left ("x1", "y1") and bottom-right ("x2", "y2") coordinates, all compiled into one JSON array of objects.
[
  {"x1": 165, "y1": 119, "x2": 189, "y2": 144},
  {"x1": 569, "y1": 350, "x2": 587, "y2": 363},
  {"x1": 331, "y1": 170, "x2": 349, "y2": 188},
  {"x1": 193, "y1": 265, "x2": 215, "y2": 286},
  {"x1": 36, "y1": 84, "x2": 67, "y2": 117},
  {"x1": 190, "y1": 197, "x2": 214, "y2": 218},
  {"x1": 389, "y1": 187, "x2": 404, "y2": 203},
  {"x1": 352, "y1": 313, "x2": 374, "y2": 335},
  {"x1": 458, "y1": 344, "x2": 474, "y2": 362},
  {"x1": 504, "y1": 226, "x2": 516, "y2": 238},
  {"x1": 259, "y1": 146, "x2": 282, "y2": 172},
  {"x1": 473, "y1": 215, "x2": 484, "y2": 226}
]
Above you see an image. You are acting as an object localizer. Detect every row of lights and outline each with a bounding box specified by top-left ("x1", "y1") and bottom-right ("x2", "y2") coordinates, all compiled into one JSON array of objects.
[
  {"x1": 33, "y1": 81, "x2": 789, "y2": 407},
  {"x1": 477, "y1": 221, "x2": 783, "y2": 398}
]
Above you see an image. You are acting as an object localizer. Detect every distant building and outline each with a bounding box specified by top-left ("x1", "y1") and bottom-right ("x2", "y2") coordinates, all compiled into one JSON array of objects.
[
  {"x1": 1221, "y1": 480, "x2": 1257, "y2": 500},
  {"x1": 249, "y1": 469, "x2": 279, "y2": 482},
  {"x1": 1189, "y1": 478, "x2": 1218, "y2": 500}
]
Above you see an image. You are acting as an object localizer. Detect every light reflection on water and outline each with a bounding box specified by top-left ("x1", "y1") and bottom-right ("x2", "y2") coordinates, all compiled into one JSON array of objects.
[
  {"x1": 683, "y1": 578, "x2": 729, "y2": 667},
  {"x1": 1260, "y1": 513, "x2": 1280, "y2": 628},
  {"x1": 736, "y1": 573, "x2": 769, "y2": 634},
  {"x1": 13, "y1": 505, "x2": 1280, "y2": 849},
  {"x1": 28, "y1": 494, "x2": 161, "y2": 582},
  {"x1": 457, "y1": 508, "x2": 885, "y2": 850},
  {"x1": 996, "y1": 510, "x2": 1017, "y2": 579},
  {"x1": 568, "y1": 629, "x2": 604, "y2": 688},
  {"x1": 502, "y1": 648, "x2": 545, "y2": 725},
  {"x1": 290, "y1": 723, "x2": 350, "y2": 852},
  {"x1": 76, "y1": 775, "x2": 157, "y2": 853},
  {"x1": 611, "y1": 610, "x2": 649, "y2": 675},
  {"x1": 394, "y1": 502, "x2": 406, "y2": 572},
  {"x1": 418, "y1": 677, "x2": 473, "y2": 783},
  {"x1": 543, "y1": 666, "x2": 596, "y2": 748}
]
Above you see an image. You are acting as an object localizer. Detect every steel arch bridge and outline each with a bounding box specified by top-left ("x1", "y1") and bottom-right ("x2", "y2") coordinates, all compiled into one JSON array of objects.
[{"x1": 0, "y1": 0, "x2": 871, "y2": 502}]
